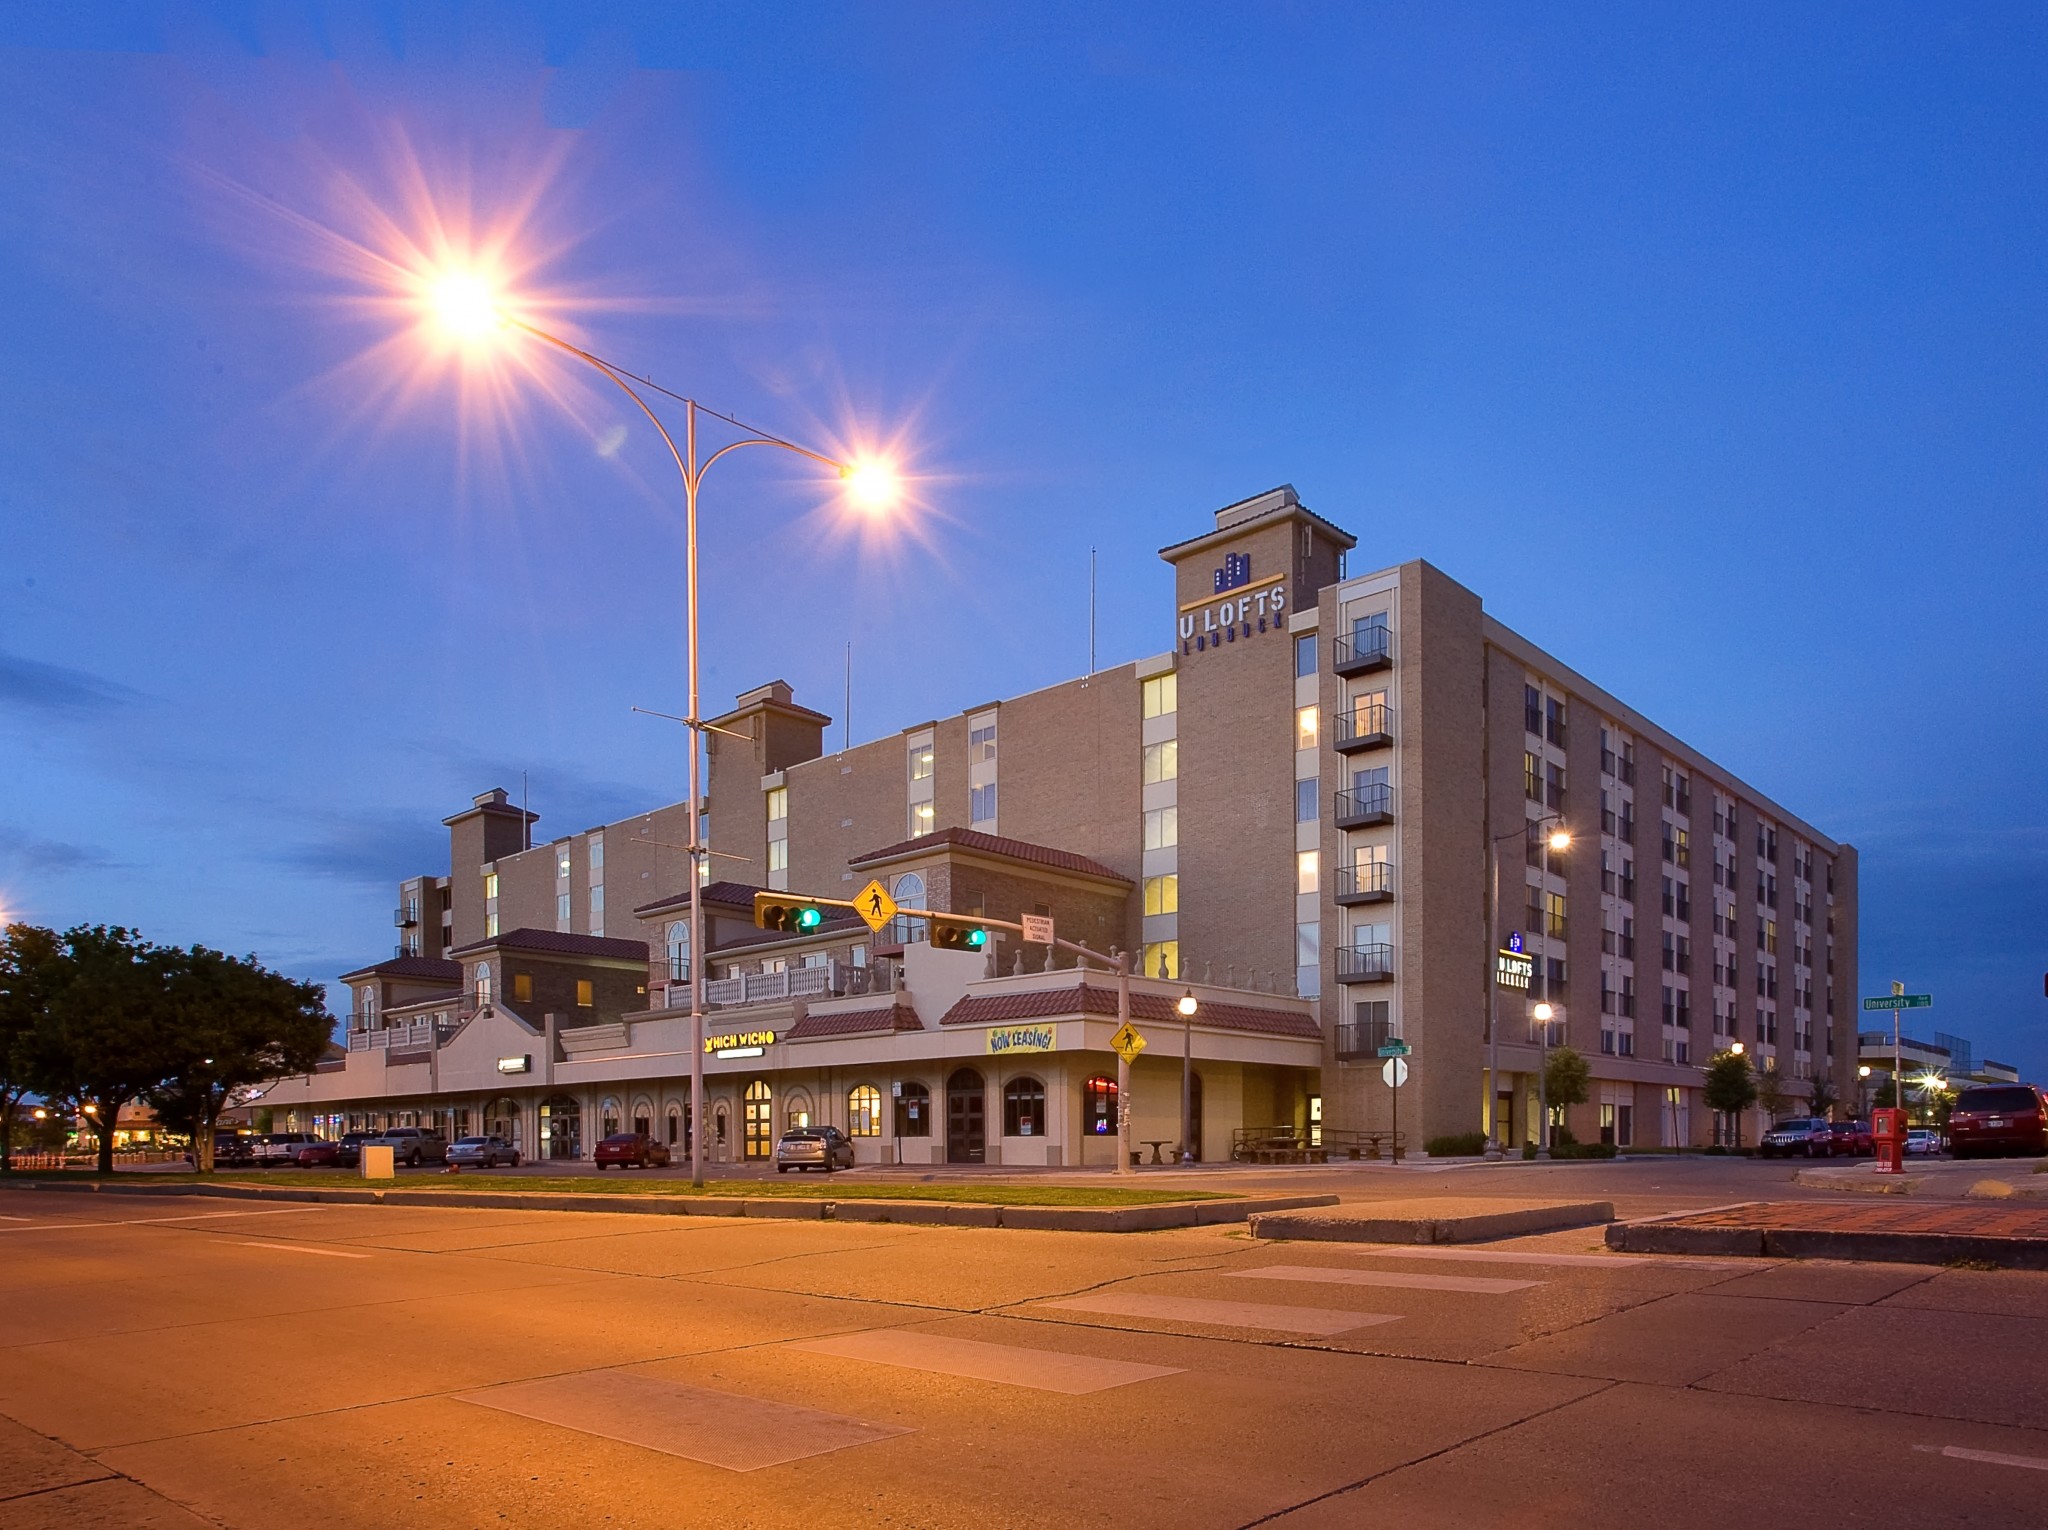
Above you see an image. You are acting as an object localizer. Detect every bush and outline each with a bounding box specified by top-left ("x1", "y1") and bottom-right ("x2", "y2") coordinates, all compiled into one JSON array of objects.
[
  {"x1": 1425, "y1": 1132, "x2": 1489, "y2": 1158},
  {"x1": 1554, "y1": 1142, "x2": 1617, "y2": 1160}
]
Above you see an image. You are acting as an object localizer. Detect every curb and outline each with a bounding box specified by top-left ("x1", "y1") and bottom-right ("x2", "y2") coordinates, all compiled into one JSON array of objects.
[
  {"x1": 0, "y1": 1177, "x2": 1337, "y2": 1233},
  {"x1": 1249, "y1": 1200, "x2": 1614, "y2": 1244},
  {"x1": 1604, "y1": 1209, "x2": 2048, "y2": 1270}
]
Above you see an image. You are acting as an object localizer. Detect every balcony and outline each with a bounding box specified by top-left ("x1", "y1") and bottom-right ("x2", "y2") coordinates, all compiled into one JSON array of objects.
[
  {"x1": 1332, "y1": 703, "x2": 1393, "y2": 754},
  {"x1": 1334, "y1": 783, "x2": 1393, "y2": 829},
  {"x1": 344, "y1": 1016, "x2": 469, "y2": 1053},
  {"x1": 1336, "y1": 943, "x2": 1395, "y2": 985},
  {"x1": 394, "y1": 904, "x2": 419, "y2": 928},
  {"x1": 1335, "y1": 1014, "x2": 1392, "y2": 1060},
  {"x1": 1334, "y1": 861, "x2": 1395, "y2": 906},
  {"x1": 685, "y1": 959, "x2": 900, "y2": 1011},
  {"x1": 1332, "y1": 627, "x2": 1392, "y2": 676}
]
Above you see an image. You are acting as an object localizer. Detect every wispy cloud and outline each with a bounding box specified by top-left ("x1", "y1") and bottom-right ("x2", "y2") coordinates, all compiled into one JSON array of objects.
[
  {"x1": 0, "y1": 826, "x2": 120, "y2": 874},
  {"x1": 271, "y1": 811, "x2": 448, "y2": 889},
  {"x1": 0, "y1": 650, "x2": 142, "y2": 716}
]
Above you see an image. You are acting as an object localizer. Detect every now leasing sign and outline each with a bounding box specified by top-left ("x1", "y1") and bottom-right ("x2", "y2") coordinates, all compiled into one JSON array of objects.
[{"x1": 987, "y1": 1025, "x2": 1057, "y2": 1055}]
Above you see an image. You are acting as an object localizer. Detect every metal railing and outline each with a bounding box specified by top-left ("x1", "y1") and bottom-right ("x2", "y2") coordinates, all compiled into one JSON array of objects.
[
  {"x1": 1335, "y1": 1013, "x2": 1391, "y2": 1059},
  {"x1": 1333, "y1": 862, "x2": 1394, "y2": 902},
  {"x1": 1334, "y1": 784, "x2": 1393, "y2": 826},
  {"x1": 1332, "y1": 626, "x2": 1392, "y2": 673},
  {"x1": 1335, "y1": 943, "x2": 1395, "y2": 983},
  {"x1": 1332, "y1": 703, "x2": 1393, "y2": 750}
]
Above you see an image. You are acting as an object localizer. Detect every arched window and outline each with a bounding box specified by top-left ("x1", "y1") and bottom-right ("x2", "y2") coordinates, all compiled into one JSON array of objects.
[
  {"x1": 631, "y1": 1099, "x2": 652, "y2": 1138},
  {"x1": 892, "y1": 872, "x2": 928, "y2": 943},
  {"x1": 358, "y1": 987, "x2": 378, "y2": 1028},
  {"x1": 1003, "y1": 1076, "x2": 1046, "y2": 1137},
  {"x1": 666, "y1": 1106, "x2": 682, "y2": 1147},
  {"x1": 600, "y1": 1097, "x2": 622, "y2": 1137},
  {"x1": 473, "y1": 962, "x2": 492, "y2": 1007},
  {"x1": 785, "y1": 1089, "x2": 813, "y2": 1130},
  {"x1": 743, "y1": 1080, "x2": 773, "y2": 1159},
  {"x1": 848, "y1": 1084, "x2": 883, "y2": 1137},
  {"x1": 895, "y1": 1081, "x2": 930, "y2": 1137},
  {"x1": 1083, "y1": 1075, "x2": 1119, "y2": 1136},
  {"x1": 666, "y1": 921, "x2": 690, "y2": 982}
]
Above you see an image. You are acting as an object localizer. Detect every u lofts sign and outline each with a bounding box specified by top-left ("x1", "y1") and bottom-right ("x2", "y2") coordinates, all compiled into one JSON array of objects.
[{"x1": 1180, "y1": 551, "x2": 1287, "y2": 655}]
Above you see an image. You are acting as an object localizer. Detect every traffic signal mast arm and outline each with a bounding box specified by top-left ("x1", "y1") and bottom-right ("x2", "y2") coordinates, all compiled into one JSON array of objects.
[{"x1": 751, "y1": 892, "x2": 1121, "y2": 971}]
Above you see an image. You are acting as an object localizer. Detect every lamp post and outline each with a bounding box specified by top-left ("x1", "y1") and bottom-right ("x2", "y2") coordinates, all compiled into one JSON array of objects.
[
  {"x1": 1857, "y1": 1063, "x2": 1872, "y2": 1117},
  {"x1": 1177, "y1": 988, "x2": 1199, "y2": 1165},
  {"x1": 422, "y1": 283, "x2": 896, "y2": 1189},
  {"x1": 1532, "y1": 1001, "x2": 1555, "y2": 1160},
  {"x1": 1487, "y1": 816, "x2": 1568, "y2": 1159}
]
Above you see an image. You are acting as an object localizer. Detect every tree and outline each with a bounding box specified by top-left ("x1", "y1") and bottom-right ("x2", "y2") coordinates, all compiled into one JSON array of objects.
[
  {"x1": 143, "y1": 947, "x2": 332, "y2": 1173},
  {"x1": 29, "y1": 926, "x2": 182, "y2": 1175},
  {"x1": 0, "y1": 924, "x2": 63, "y2": 1173},
  {"x1": 1808, "y1": 1071, "x2": 1839, "y2": 1120},
  {"x1": 1703, "y1": 1049, "x2": 1758, "y2": 1146},
  {"x1": 1756, "y1": 1061, "x2": 1794, "y2": 1123},
  {"x1": 1544, "y1": 1045, "x2": 1591, "y2": 1139}
]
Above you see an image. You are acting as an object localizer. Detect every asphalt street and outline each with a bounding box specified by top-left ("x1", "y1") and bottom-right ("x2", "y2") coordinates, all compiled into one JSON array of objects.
[{"x1": 3, "y1": 1162, "x2": 2046, "y2": 1528}]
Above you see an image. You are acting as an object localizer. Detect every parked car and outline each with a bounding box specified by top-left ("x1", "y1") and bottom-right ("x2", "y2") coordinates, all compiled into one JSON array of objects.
[
  {"x1": 291, "y1": 1139, "x2": 340, "y2": 1168},
  {"x1": 251, "y1": 1132, "x2": 323, "y2": 1167},
  {"x1": 774, "y1": 1126, "x2": 856, "y2": 1173},
  {"x1": 1948, "y1": 1085, "x2": 2048, "y2": 1159},
  {"x1": 187, "y1": 1130, "x2": 257, "y2": 1167},
  {"x1": 1827, "y1": 1119, "x2": 1873, "y2": 1157},
  {"x1": 447, "y1": 1135, "x2": 521, "y2": 1169},
  {"x1": 1758, "y1": 1118, "x2": 1836, "y2": 1158},
  {"x1": 369, "y1": 1127, "x2": 448, "y2": 1167},
  {"x1": 1905, "y1": 1127, "x2": 1942, "y2": 1156},
  {"x1": 332, "y1": 1131, "x2": 374, "y2": 1167},
  {"x1": 593, "y1": 1132, "x2": 670, "y2": 1170}
]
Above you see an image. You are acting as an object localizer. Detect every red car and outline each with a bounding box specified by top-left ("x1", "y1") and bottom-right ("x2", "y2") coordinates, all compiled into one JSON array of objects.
[
  {"x1": 1827, "y1": 1119, "x2": 1873, "y2": 1157},
  {"x1": 1948, "y1": 1085, "x2": 2048, "y2": 1159},
  {"x1": 593, "y1": 1132, "x2": 671, "y2": 1170},
  {"x1": 292, "y1": 1140, "x2": 341, "y2": 1168}
]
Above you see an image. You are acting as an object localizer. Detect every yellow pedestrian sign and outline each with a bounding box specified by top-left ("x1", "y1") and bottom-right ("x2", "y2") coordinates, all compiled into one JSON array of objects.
[
  {"x1": 1110, "y1": 1022, "x2": 1147, "y2": 1064},
  {"x1": 853, "y1": 878, "x2": 899, "y2": 934}
]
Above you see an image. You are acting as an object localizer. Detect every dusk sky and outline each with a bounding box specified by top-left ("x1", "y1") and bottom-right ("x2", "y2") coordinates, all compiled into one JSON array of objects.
[{"x1": 1, "y1": 5, "x2": 2043, "y2": 1075}]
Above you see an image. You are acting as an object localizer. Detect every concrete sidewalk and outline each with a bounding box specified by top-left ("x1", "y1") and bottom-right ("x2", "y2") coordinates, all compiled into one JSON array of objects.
[{"x1": 1608, "y1": 1199, "x2": 2048, "y2": 1269}]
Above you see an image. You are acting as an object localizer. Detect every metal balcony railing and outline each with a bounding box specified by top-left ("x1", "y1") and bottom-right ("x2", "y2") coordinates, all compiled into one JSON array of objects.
[
  {"x1": 1335, "y1": 1015, "x2": 1392, "y2": 1060},
  {"x1": 1334, "y1": 784, "x2": 1393, "y2": 828},
  {"x1": 394, "y1": 903, "x2": 419, "y2": 928},
  {"x1": 1332, "y1": 626, "x2": 1392, "y2": 676},
  {"x1": 1335, "y1": 943, "x2": 1395, "y2": 984},
  {"x1": 1331, "y1": 703, "x2": 1393, "y2": 753},
  {"x1": 1333, "y1": 861, "x2": 1395, "y2": 905}
]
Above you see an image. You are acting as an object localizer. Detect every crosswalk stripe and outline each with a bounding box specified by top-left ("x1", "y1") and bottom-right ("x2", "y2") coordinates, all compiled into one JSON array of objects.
[
  {"x1": 1040, "y1": 1292, "x2": 1399, "y2": 1336},
  {"x1": 789, "y1": 1331, "x2": 1182, "y2": 1393},
  {"x1": 239, "y1": 1241, "x2": 371, "y2": 1259},
  {"x1": 1342, "y1": 1246, "x2": 1744, "y2": 1270},
  {"x1": 1917, "y1": 1444, "x2": 2048, "y2": 1473},
  {"x1": 1233, "y1": 1264, "x2": 1540, "y2": 1294}
]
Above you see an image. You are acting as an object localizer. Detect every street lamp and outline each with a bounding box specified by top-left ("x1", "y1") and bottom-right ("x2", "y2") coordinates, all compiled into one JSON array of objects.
[
  {"x1": 1486, "y1": 816, "x2": 1568, "y2": 1159},
  {"x1": 422, "y1": 274, "x2": 899, "y2": 1189},
  {"x1": 1532, "y1": 1001, "x2": 1556, "y2": 1160},
  {"x1": 1177, "y1": 988, "x2": 1199, "y2": 1165}
]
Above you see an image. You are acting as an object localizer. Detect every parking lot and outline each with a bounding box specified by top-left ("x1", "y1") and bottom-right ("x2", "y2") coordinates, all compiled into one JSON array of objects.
[{"x1": 6, "y1": 1162, "x2": 2048, "y2": 1528}]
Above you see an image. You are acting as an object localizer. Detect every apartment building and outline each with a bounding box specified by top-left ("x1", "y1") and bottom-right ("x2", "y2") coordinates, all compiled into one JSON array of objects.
[{"x1": 268, "y1": 486, "x2": 1857, "y2": 1161}]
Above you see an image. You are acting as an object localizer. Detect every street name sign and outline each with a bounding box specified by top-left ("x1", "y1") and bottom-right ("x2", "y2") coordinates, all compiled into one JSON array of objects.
[
  {"x1": 1862, "y1": 995, "x2": 1931, "y2": 1011},
  {"x1": 1378, "y1": 1040, "x2": 1412, "y2": 1058}
]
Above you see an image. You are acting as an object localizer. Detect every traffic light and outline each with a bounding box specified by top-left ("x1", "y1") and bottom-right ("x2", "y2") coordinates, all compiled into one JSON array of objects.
[
  {"x1": 754, "y1": 892, "x2": 827, "y2": 934},
  {"x1": 930, "y1": 919, "x2": 989, "y2": 952}
]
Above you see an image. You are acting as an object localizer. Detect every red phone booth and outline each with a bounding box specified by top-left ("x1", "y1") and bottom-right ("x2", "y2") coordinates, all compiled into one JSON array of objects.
[{"x1": 1871, "y1": 1107, "x2": 1907, "y2": 1174}]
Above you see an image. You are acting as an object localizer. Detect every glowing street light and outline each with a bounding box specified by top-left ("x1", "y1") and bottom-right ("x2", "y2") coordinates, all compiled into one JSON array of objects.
[
  {"x1": 1177, "y1": 988, "x2": 1200, "y2": 1166},
  {"x1": 1484, "y1": 811, "x2": 1569, "y2": 1160},
  {"x1": 408, "y1": 262, "x2": 901, "y2": 1189}
]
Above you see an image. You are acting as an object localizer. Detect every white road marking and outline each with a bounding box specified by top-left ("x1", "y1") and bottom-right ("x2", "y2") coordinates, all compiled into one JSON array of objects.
[
  {"x1": 1342, "y1": 1246, "x2": 1747, "y2": 1271},
  {"x1": 1040, "y1": 1292, "x2": 1400, "y2": 1336},
  {"x1": 0, "y1": 1205, "x2": 335, "y2": 1233},
  {"x1": 1917, "y1": 1444, "x2": 2048, "y2": 1472},
  {"x1": 238, "y1": 1241, "x2": 370, "y2": 1259},
  {"x1": 789, "y1": 1331, "x2": 1182, "y2": 1393},
  {"x1": 1234, "y1": 1265, "x2": 1540, "y2": 1294}
]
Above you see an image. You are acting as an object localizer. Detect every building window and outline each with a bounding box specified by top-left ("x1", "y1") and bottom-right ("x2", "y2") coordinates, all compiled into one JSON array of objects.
[
  {"x1": 590, "y1": 885, "x2": 604, "y2": 916},
  {"x1": 894, "y1": 1081, "x2": 930, "y2": 1136},
  {"x1": 1142, "y1": 940, "x2": 1180, "y2": 980},
  {"x1": 1002, "y1": 1077, "x2": 1046, "y2": 1137},
  {"x1": 1296, "y1": 850, "x2": 1319, "y2": 895},
  {"x1": 891, "y1": 872, "x2": 928, "y2": 943},
  {"x1": 912, "y1": 801, "x2": 936, "y2": 831},
  {"x1": 1143, "y1": 874, "x2": 1179, "y2": 916},
  {"x1": 474, "y1": 963, "x2": 492, "y2": 1006},
  {"x1": 1296, "y1": 705, "x2": 1319, "y2": 750},
  {"x1": 1524, "y1": 752, "x2": 1542, "y2": 803},
  {"x1": 766, "y1": 786, "x2": 788, "y2": 821},
  {"x1": 969, "y1": 722, "x2": 998, "y2": 761},
  {"x1": 1142, "y1": 739, "x2": 1178, "y2": 784},
  {"x1": 513, "y1": 973, "x2": 533, "y2": 1004},
  {"x1": 1141, "y1": 672, "x2": 1178, "y2": 718},
  {"x1": 909, "y1": 748, "x2": 933, "y2": 782},
  {"x1": 1083, "y1": 1075, "x2": 1119, "y2": 1135},
  {"x1": 575, "y1": 979, "x2": 594, "y2": 1007},
  {"x1": 486, "y1": 911, "x2": 499, "y2": 938},
  {"x1": 848, "y1": 1085, "x2": 883, "y2": 1137},
  {"x1": 1295, "y1": 634, "x2": 1317, "y2": 676},
  {"x1": 767, "y1": 839, "x2": 788, "y2": 873},
  {"x1": 970, "y1": 783, "x2": 997, "y2": 823},
  {"x1": 484, "y1": 872, "x2": 499, "y2": 900},
  {"x1": 557, "y1": 892, "x2": 572, "y2": 922},
  {"x1": 1296, "y1": 779, "x2": 1318, "y2": 823},
  {"x1": 589, "y1": 836, "x2": 604, "y2": 872},
  {"x1": 1524, "y1": 685, "x2": 1543, "y2": 736},
  {"x1": 1546, "y1": 696, "x2": 1567, "y2": 748},
  {"x1": 666, "y1": 921, "x2": 690, "y2": 982},
  {"x1": 1143, "y1": 806, "x2": 1179, "y2": 850},
  {"x1": 1296, "y1": 921, "x2": 1320, "y2": 999}
]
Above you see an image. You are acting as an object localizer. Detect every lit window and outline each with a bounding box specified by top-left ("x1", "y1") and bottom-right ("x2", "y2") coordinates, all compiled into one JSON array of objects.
[
  {"x1": 557, "y1": 850, "x2": 572, "y2": 879},
  {"x1": 1297, "y1": 850, "x2": 1319, "y2": 895},
  {"x1": 1083, "y1": 1075, "x2": 1118, "y2": 1134},
  {"x1": 848, "y1": 1084, "x2": 882, "y2": 1137},
  {"x1": 1143, "y1": 874, "x2": 1179, "y2": 916},
  {"x1": 913, "y1": 801, "x2": 935, "y2": 829},
  {"x1": 1142, "y1": 672, "x2": 1178, "y2": 718},
  {"x1": 513, "y1": 973, "x2": 533, "y2": 1004},
  {"x1": 1141, "y1": 940, "x2": 1180, "y2": 980},
  {"x1": 767, "y1": 840, "x2": 788, "y2": 873},
  {"x1": 1142, "y1": 806, "x2": 1179, "y2": 850},
  {"x1": 575, "y1": 979, "x2": 594, "y2": 1008},
  {"x1": 1297, "y1": 705, "x2": 1319, "y2": 749},
  {"x1": 910, "y1": 747, "x2": 934, "y2": 781},
  {"x1": 1142, "y1": 739, "x2": 1178, "y2": 784},
  {"x1": 484, "y1": 872, "x2": 499, "y2": 900},
  {"x1": 485, "y1": 911, "x2": 499, "y2": 938},
  {"x1": 766, "y1": 787, "x2": 787, "y2": 821},
  {"x1": 474, "y1": 962, "x2": 492, "y2": 1005}
]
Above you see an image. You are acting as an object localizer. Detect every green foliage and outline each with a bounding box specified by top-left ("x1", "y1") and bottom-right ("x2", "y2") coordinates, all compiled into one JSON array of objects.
[
  {"x1": 0, "y1": 924, "x2": 65, "y2": 1172},
  {"x1": 1553, "y1": 1141, "x2": 1617, "y2": 1160},
  {"x1": 1425, "y1": 1132, "x2": 1489, "y2": 1157},
  {"x1": 1543, "y1": 1046, "x2": 1591, "y2": 1111},
  {"x1": 1703, "y1": 1049, "x2": 1759, "y2": 1117},
  {"x1": 1808, "y1": 1071, "x2": 1839, "y2": 1119}
]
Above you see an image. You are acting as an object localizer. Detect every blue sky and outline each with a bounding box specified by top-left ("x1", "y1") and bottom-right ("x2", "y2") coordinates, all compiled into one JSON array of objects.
[{"x1": 1, "y1": 3, "x2": 2043, "y2": 1076}]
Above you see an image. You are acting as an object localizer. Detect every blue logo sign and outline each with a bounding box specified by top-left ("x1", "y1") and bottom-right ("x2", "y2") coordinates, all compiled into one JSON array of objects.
[
  {"x1": 1213, "y1": 552, "x2": 1251, "y2": 593},
  {"x1": 1507, "y1": 931, "x2": 1524, "y2": 954}
]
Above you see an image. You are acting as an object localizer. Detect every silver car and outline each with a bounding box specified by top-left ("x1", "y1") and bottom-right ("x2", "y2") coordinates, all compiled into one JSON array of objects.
[
  {"x1": 446, "y1": 1135, "x2": 520, "y2": 1168},
  {"x1": 774, "y1": 1127, "x2": 855, "y2": 1173},
  {"x1": 369, "y1": 1127, "x2": 448, "y2": 1166}
]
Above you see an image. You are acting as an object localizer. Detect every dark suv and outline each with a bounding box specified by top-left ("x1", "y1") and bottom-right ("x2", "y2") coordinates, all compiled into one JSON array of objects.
[
  {"x1": 1758, "y1": 1118, "x2": 1835, "y2": 1158},
  {"x1": 1948, "y1": 1085, "x2": 2048, "y2": 1159}
]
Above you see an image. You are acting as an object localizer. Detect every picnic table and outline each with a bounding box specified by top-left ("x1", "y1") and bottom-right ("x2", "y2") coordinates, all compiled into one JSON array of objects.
[
  {"x1": 1139, "y1": 1139, "x2": 1175, "y2": 1164},
  {"x1": 1230, "y1": 1127, "x2": 1405, "y2": 1164}
]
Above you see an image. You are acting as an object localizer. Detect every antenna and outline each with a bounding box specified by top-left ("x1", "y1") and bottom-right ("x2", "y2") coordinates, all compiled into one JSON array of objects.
[
  {"x1": 521, "y1": 771, "x2": 530, "y2": 851},
  {"x1": 844, "y1": 640, "x2": 852, "y2": 752},
  {"x1": 1089, "y1": 547, "x2": 1097, "y2": 674}
]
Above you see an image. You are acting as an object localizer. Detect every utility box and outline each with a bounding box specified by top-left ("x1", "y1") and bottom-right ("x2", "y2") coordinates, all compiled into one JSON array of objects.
[{"x1": 361, "y1": 1145, "x2": 396, "y2": 1180}]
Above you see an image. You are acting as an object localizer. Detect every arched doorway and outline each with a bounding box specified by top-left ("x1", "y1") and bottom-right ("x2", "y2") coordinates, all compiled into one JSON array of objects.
[
  {"x1": 483, "y1": 1096, "x2": 521, "y2": 1152},
  {"x1": 743, "y1": 1080, "x2": 774, "y2": 1160},
  {"x1": 947, "y1": 1068, "x2": 986, "y2": 1164},
  {"x1": 540, "y1": 1095, "x2": 581, "y2": 1160}
]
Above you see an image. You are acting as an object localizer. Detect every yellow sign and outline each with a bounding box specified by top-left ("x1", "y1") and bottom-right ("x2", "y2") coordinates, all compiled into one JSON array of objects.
[
  {"x1": 988, "y1": 1025, "x2": 1056, "y2": 1056},
  {"x1": 1110, "y1": 1022, "x2": 1147, "y2": 1064},
  {"x1": 853, "y1": 878, "x2": 899, "y2": 934},
  {"x1": 704, "y1": 1030, "x2": 776, "y2": 1054}
]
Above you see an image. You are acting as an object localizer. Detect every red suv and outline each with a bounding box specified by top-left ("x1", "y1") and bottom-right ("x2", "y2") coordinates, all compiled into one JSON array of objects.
[
  {"x1": 594, "y1": 1132, "x2": 671, "y2": 1170},
  {"x1": 1827, "y1": 1119, "x2": 1873, "y2": 1157},
  {"x1": 1948, "y1": 1085, "x2": 2048, "y2": 1159}
]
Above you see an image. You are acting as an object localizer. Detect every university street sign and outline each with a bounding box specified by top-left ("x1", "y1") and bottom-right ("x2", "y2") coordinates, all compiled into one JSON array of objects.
[{"x1": 1862, "y1": 995, "x2": 1931, "y2": 1011}]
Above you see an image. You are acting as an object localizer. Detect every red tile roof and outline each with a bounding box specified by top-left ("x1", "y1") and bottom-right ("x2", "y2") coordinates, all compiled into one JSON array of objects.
[
  {"x1": 635, "y1": 881, "x2": 766, "y2": 917},
  {"x1": 939, "y1": 984, "x2": 1321, "y2": 1040},
  {"x1": 338, "y1": 955, "x2": 465, "y2": 983},
  {"x1": 785, "y1": 1002, "x2": 925, "y2": 1041},
  {"x1": 849, "y1": 827, "x2": 1130, "y2": 885},
  {"x1": 446, "y1": 928, "x2": 649, "y2": 962}
]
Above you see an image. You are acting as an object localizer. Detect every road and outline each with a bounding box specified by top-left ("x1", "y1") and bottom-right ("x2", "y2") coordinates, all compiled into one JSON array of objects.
[{"x1": 4, "y1": 1161, "x2": 2047, "y2": 1528}]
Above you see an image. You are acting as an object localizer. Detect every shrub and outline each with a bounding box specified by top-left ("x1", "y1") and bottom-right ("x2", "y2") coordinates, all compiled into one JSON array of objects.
[{"x1": 1425, "y1": 1132, "x2": 1489, "y2": 1158}]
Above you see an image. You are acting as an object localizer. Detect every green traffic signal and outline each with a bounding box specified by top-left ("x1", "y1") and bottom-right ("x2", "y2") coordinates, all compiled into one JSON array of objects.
[
  {"x1": 797, "y1": 906, "x2": 823, "y2": 931},
  {"x1": 931, "y1": 922, "x2": 989, "y2": 952}
]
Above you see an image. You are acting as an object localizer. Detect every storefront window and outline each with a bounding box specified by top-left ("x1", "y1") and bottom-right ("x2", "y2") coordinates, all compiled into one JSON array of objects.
[
  {"x1": 1003, "y1": 1077, "x2": 1046, "y2": 1137},
  {"x1": 848, "y1": 1085, "x2": 883, "y2": 1137},
  {"x1": 1083, "y1": 1076, "x2": 1118, "y2": 1135},
  {"x1": 895, "y1": 1082, "x2": 931, "y2": 1137}
]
